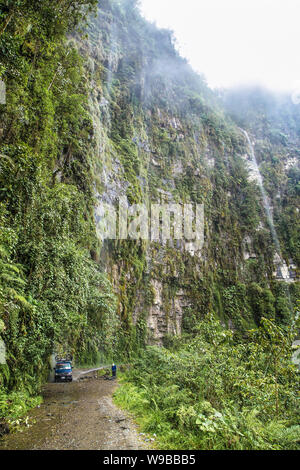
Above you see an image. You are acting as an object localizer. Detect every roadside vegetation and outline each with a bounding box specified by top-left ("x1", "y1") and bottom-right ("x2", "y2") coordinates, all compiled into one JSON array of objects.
[{"x1": 114, "y1": 314, "x2": 300, "y2": 450}]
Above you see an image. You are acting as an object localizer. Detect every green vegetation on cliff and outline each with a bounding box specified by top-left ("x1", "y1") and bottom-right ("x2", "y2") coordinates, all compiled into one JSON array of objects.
[
  {"x1": 85, "y1": 0, "x2": 299, "y2": 342},
  {"x1": 224, "y1": 87, "x2": 300, "y2": 266},
  {"x1": 0, "y1": 0, "x2": 120, "y2": 423}
]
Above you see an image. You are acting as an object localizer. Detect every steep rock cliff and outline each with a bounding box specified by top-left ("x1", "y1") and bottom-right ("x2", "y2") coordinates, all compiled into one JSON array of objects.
[{"x1": 78, "y1": 0, "x2": 299, "y2": 347}]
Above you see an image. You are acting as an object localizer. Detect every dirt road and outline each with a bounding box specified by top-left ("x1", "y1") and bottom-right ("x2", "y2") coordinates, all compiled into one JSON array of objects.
[{"x1": 0, "y1": 371, "x2": 150, "y2": 450}]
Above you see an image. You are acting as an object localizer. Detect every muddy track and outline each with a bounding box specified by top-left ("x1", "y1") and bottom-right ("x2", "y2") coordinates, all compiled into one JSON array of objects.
[{"x1": 0, "y1": 372, "x2": 150, "y2": 450}]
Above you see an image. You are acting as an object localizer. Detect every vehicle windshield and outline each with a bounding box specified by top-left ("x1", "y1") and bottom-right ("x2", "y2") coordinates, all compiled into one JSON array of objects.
[{"x1": 56, "y1": 363, "x2": 71, "y2": 371}]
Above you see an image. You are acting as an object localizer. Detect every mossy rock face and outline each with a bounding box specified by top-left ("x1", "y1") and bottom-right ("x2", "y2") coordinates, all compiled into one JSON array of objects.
[{"x1": 83, "y1": 0, "x2": 298, "y2": 343}]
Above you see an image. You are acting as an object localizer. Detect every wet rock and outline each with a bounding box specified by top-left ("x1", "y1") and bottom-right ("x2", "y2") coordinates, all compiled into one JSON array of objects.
[{"x1": 0, "y1": 422, "x2": 10, "y2": 438}]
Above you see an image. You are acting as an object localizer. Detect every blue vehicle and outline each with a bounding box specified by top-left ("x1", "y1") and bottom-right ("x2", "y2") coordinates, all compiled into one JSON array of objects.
[{"x1": 54, "y1": 360, "x2": 73, "y2": 382}]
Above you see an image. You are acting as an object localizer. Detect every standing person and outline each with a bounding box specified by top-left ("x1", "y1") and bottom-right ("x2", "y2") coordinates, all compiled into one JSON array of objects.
[{"x1": 112, "y1": 363, "x2": 117, "y2": 378}]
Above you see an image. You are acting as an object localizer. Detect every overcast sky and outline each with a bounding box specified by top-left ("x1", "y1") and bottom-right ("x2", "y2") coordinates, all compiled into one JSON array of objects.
[{"x1": 139, "y1": 0, "x2": 300, "y2": 93}]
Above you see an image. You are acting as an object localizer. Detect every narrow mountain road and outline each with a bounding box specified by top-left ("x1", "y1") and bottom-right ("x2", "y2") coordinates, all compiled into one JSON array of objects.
[{"x1": 0, "y1": 371, "x2": 150, "y2": 450}]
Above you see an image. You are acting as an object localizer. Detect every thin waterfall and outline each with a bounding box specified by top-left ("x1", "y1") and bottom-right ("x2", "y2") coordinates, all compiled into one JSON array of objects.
[
  {"x1": 242, "y1": 129, "x2": 294, "y2": 313},
  {"x1": 106, "y1": 21, "x2": 118, "y2": 100},
  {"x1": 242, "y1": 129, "x2": 282, "y2": 255}
]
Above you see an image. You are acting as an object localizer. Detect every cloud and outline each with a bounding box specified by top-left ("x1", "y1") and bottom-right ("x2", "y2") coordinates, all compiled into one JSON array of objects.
[{"x1": 139, "y1": 0, "x2": 300, "y2": 91}]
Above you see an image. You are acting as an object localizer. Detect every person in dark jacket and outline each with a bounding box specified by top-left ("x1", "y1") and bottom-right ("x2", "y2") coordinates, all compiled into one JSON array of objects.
[{"x1": 112, "y1": 363, "x2": 117, "y2": 378}]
